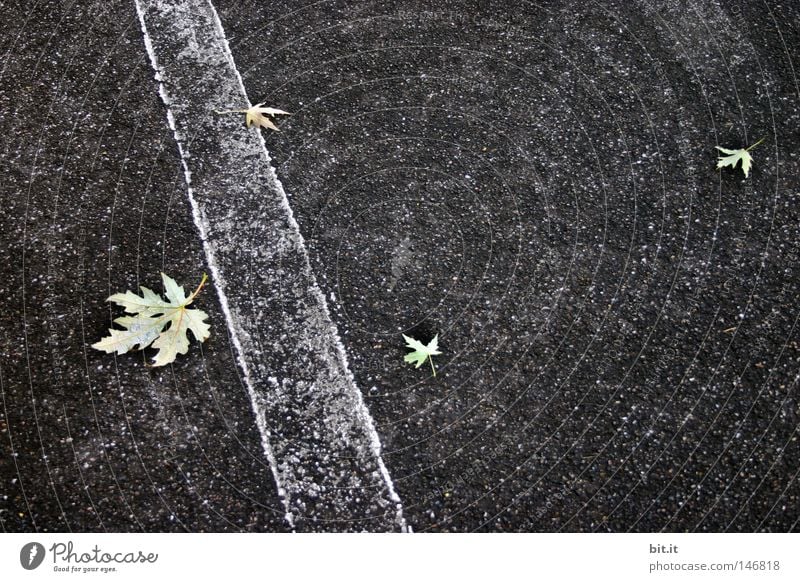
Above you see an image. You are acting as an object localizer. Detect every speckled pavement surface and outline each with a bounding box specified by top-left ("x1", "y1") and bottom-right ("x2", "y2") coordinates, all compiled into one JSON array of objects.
[{"x1": 1, "y1": 0, "x2": 799, "y2": 532}]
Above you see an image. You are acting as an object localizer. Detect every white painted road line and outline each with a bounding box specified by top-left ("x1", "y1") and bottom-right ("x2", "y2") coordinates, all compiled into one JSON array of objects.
[{"x1": 134, "y1": 0, "x2": 406, "y2": 531}]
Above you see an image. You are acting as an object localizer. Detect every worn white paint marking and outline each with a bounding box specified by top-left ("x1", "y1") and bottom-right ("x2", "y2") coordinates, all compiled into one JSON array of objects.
[
  {"x1": 135, "y1": 0, "x2": 406, "y2": 531},
  {"x1": 203, "y1": 2, "x2": 406, "y2": 528},
  {"x1": 133, "y1": 0, "x2": 293, "y2": 529}
]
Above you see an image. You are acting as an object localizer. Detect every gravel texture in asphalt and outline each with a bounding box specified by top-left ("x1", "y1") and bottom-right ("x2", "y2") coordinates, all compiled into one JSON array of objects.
[
  {"x1": 0, "y1": 0, "x2": 288, "y2": 532},
  {"x1": 1, "y1": 0, "x2": 799, "y2": 532}
]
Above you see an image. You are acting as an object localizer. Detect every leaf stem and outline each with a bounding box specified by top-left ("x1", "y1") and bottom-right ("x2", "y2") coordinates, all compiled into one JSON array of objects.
[
  {"x1": 214, "y1": 108, "x2": 249, "y2": 115},
  {"x1": 746, "y1": 137, "x2": 766, "y2": 151},
  {"x1": 187, "y1": 273, "x2": 208, "y2": 304},
  {"x1": 429, "y1": 355, "x2": 436, "y2": 377}
]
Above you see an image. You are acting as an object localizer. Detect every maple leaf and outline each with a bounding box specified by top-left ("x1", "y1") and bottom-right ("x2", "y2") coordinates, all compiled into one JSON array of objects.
[
  {"x1": 403, "y1": 334, "x2": 442, "y2": 377},
  {"x1": 215, "y1": 102, "x2": 290, "y2": 131},
  {"x1": 715, "y1": 137, "x2": 764, "y2": 178},
  {"x1": 92, "y1": 273, "x2": 210, "y2": 367}
]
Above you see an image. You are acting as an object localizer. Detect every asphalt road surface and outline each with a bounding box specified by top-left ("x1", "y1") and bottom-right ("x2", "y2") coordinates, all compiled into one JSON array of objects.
[{"x1": 1, "y1": 0, "x2": 799, "y2": 532}]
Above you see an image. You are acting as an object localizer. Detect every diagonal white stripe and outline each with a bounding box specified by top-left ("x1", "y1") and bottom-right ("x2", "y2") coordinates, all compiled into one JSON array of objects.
[{"x1": 134, "y1": 0, "x2": 406, "y2": 532}]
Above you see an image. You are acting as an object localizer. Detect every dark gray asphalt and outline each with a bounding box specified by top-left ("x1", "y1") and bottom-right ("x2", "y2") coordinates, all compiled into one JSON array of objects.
[
  {"x1": 2, "y1": 0, "x2": 799, "y2": 532},
  {"x1": 0, "y1": 0, "x2": 288, "y2": 532}
]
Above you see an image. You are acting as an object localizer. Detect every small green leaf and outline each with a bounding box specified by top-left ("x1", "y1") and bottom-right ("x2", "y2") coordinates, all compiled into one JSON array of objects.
[
  {"x1": 403, "y1": 334, "x2": 442, "y2": 376},
  {"x1": 715, "y1": 137, "x2": 764, "y2": 178},
  {"x1": 92, "y1": 273, "x2": 210, "y2": 367}
]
